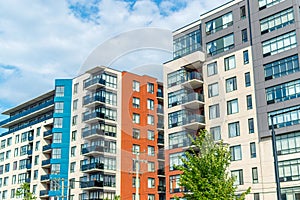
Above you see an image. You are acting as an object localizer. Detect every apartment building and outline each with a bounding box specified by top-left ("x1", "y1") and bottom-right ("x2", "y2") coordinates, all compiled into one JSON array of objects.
[
  {"x1": 163, "y1": 0, "x2": 300, "y2": 199},
  {"x1": 0, "y1": 66, "x2": 165, "y2": 200}
]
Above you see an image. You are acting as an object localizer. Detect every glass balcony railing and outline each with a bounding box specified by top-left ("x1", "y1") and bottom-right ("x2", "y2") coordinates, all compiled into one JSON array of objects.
[
  {"x1": 43, "y1": 129, "x2": 53, "y2": 137},
  {"x1": 157, "y1": 138, "x2": 164, "y2": 144},
  {"x1": 40, "y1": 174, "x2": 50, "y2": 181},
  {"x1": 183, "y1": 114, "x2": 205, "y2": 125},
  {"x1": 157, "y1": 91, "x2": 163, "y2": 98},
  {"x1": 83, "y1": 112, "x2": 116, "y2": 122},
  {"x1": 27, "y1": 150, "x2": 32, "y2": 155},
  {"x1": 42, "y1": 144, "x2": 52, "y2": 152},
  {"x1": 42, "y1": 159, "x2": 51, "y2": 166},
  {"x1": 83, "y1": 96, "x2": 106, "y2": 106},
  {"x1": 26, "y1": 163, "x2": 32, "y2": 169},
  {"x1": 28, "y1": 135, "x2": 34, "y2": 142},
  {"x1": 81, "y1": 163, "x2": 104, "y2": 172},
  {"x1": 157, "y1": 123, "x2": 164, "y2": 129},
  {"x1": 158, "y1": 185, "x2": 166, "y2": 192},
  {"x1": 80, "y1": 180, "x2": 104, "y2": 188},
  {"x1": 40, "y1": 190, "x2": 49, "y2": 196},
  {"x1": 182, "y1": 93, "x2": 204, "y2": 104},
  {"x1": 81, "y1": 146, "x2": 104, "y2": 155},
  {"x1": 157, "y1": 169, "x2": 165, "y2": 176},
  {"x1": 157, "y1": 107, "x2": 164, "y2": 114},
  {"x1": 0, "y1": 100, "x2": 54, "y2": 126},
  {"x1": 84, "y1": 78, "x2": 106, "y2": 89},
  {"x1": 82, "y1": 129, "x2": 104, "y2": 138}
]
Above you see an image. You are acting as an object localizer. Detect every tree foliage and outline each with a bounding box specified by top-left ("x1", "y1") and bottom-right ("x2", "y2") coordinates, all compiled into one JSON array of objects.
[
  {"x1": 176, "y1": 130, "x2": 250, "y2": 200},
  {"x1": 16, "y1": 182, "x2": 37, "y2": 200}
]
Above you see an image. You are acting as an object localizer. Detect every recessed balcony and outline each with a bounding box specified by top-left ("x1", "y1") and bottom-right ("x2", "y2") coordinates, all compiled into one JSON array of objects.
[
  {"x1": 158, "y1": 185, "x2": 166, "y2": 193},
  {"x1": 182, "y1": 93, "x2": 204, "y2": 109},
  {"x1": 39, "y1": 190, "x2": 49, "y2": 197},
  {"x1": 83, "y1": 112, "x2": 116, "y2": 125},
  {"x1": 43, "y1": 129, "x2": 53, "y2": 138},
  {"x1": 40, "y1": 174, "x2": 50, "y2": 182},
  {"x1": 42, "y1": 159, "x2": 51, "y2": 168},
  {"x1": 42, "y1": 144, "x2": 52, "y2": 153},
  {"x1": 182, "y1": 72, "x2": 203, "y2": 89},
  {"x1": 84, "y1": 78, "x2": 106, "y2": 91},
  {"x1": 81, "y1": 163, "x2": 104, "y2": 173}
]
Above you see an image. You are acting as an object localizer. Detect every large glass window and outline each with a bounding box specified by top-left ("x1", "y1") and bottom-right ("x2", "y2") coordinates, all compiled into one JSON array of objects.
[
  {"x1": 206, "y1": 12, "x2": 233, "y2": 35},
  {"x1": 169, "y1": 152, "x2": 184, "y2": 170},
  {"x1": 169, "y1": 131, "x2": 192, "y2": 149},
  {"x1": 231, "y1": 169, "x2": 244, "y2": 185},
  {"x1": 228, "y1": 122, "x2": 240, "y2": 138},
  {"x1": 53, "y1": 118, "x2": 63, "y2": 128},
  {"x1": 227, "y1": 99, "x2": 239, "y2": 115},
  {"x1": 147, "y1": 99, "x2": 154, "y2": 110},
  {"x1": 260, "y1": 8, "x2": 294, "y2": 34},
  {"x1": 207, "y1": 62, "x2": 218, "y2": 76},
  {"x1": 55, "y1": 86, "x2": 64, "y2": 97},
  {"x1": 173, "y1": 29, "x2": 201, "y2": 59},
  {"x1": 132, "y1": 97, "x2": 140, "y2": 108},
  {"x1": 268, "y1": 105, "x2": 300, "y2": 129},
  {"x1": 266, "y1": 79, "x2": 300, "y2": 104},
  {"x1": 207, "y1": 33, "x2": 234, "y2": 56},
  {"x1": 209, "y1": 104, "x2": 220, "y2": 119},
  {"x1": 54, "y1": 102, "x2": 64, "y2": 113},
  {"x1": 210, "y1": 126, "x2": 221, "y2": 141},
  {"x1": 259, "y1": 0, "x2": 286, "y2": 10},
  {"x1": 52, "y1": 148, "x2": 61, "y2": 159},
  {"x1": 226, "y1": 77, "x2": 237, "y2": 93},
  {"x1": 230, "y1": 145, "x2": 242, "y2": 161},
  {"x1": 276, "y1": 131, "x2": 300, "y2": 155},
  {"x1": 279, "y1": 158, "x2": 300, "y2": 182},
  {"x1": 262, "y1": 31, "x2": 296, "y2": 57},
  {"x1": 169, "y1": 175, "x2": 183, "y2": 193},
  {"x1": 133, "y1": 81, "x2": 140, "y2": 92}
]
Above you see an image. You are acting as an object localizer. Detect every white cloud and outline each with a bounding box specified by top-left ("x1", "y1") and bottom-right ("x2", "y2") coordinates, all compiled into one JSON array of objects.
[{"x1": 0, "y1": 0, "x2": 229, "y2": 113}]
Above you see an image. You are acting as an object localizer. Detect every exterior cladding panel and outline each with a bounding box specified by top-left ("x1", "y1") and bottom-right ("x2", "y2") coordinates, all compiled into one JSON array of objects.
[
  {"x1": 121, "y1": 72, "x2": 160, "y2": 200},
  {"x1": 50, "y1": 79, "x2": 72, "y2": 199}
]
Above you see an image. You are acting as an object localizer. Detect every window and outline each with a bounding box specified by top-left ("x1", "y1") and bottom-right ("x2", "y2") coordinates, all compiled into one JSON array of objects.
[
  {"x1": 15, "y1": 135, "x2": 19, "y2": 144},
  {"x1": 11, "y1": 189, "x2": 15, "y2": 198},
  {"x1": 148, "y1": 146, "x2": 155, "y2": 156},
  {"x1": 73, "y1": 99, "x2": 78, "y2": 110},
  {"x1": 70, "y1": 162, "x2": 76, "y2": 173},
  {"x1": 228, "y1": 122, "x2": 240, "y2": 138},
  {"x1": 148, "y1": 178, "x2": 155, "y2": 188},
  {"x1": 148, "y1": 162, "x2": 155, "y2": 172},
  {"x1": 147, "y1": 99, "x2": 154, "y2": 110},
  {"x1": 6, "y1": 138, "x2": 12, "y2": 147},
  {"x1": 132, "y1": 129, "x2": 140, "y2": 139},
  {"x1": 52, "y1": 148, "x2": 61, "y2": 159},
  {"x1": 20, "y1": 145, "x2": 28, "y2": 155},
  {"x1": 148, "y1": 194, "x2": 155, "y2": 200},
  {"x1": 71, "y1": 131, "x2": 76, "y2": 141},
  {"x1": 208, "y1": 82, "x2": 219, "y2": 97},
  {"x1": 243, "y1": 50, "x2": 249, "y2": 64},
  {"x1": 147, "y1": 130, "x2": 154, "y2": 141},
  {"x1": 53, "y1": 132, "x2": 62, "y2": 143},
  {"x1": 173, "y1": 29, "x2": 201, "y2": 59},
  {"x1": 147, "y1": 115, "x2": 154, "y2": 125},
  {"x1": 266, "y1": 79, "x2": 300, "y2": 104},
  {"x1": 252, "y1": 167, "x2": 259, "y2": 183},
  {"x1": 258, "y1": 0, "x2": 285, "y2": 10},
  {"x1": 170, "y1": 152, "x2": 184, "y2": 170},
  {"x1": 35, "y1": 141, "x2": 40, "y2": 151},
  {"x1": 207, "y1": 62, "x2": 218, "y2": 76},
  {"x1": 71, "y1": 146, "x2": 76, "y2": 157},
  {"x1": 205, "y1": 12, "x2": 233, "y2": 35},
  {"x1": 19, "y1": 159, "x2": 27, "y2": 170},
  {"x1": 240, "y1": 6, "x2": 246, "y2": 19},
  {"x1": 254, "y1": 193, "x2": 260, "y2": 200},
  {"x1": 69, "y1": 178, "x2": 75, "y2": 189},
  {"x1": 4, "y1": 164, "x2": 9, "y2": 172},
  {"x1": 36, "y1": 127, "x2": 41, "y2": 137},
  {"x1": 279, "y1": 158, "x2": 300, "y2": 182},
  {"x1": 250, "y1": 142, "x2": 257, "y2": 158},
  {"x1": 51, "y1": 164, "x2": 60, "y2": 174},
  {"x1": 133, "y1": 81, "x2": 140, "y2": 92},
  {"x1": 248, "y1": 118, "x2": 254, "y2": 134},
  {"x1": 54, "y1": 118, "x2": 63, "y2": 128},
  {"x1": 133, "y1": 113, "x2": 140, "y2": 124},
  {"x1": 73, "y1": 83, "x2": 78, "y2": 94},
  {"x1": 262, "y1": 31, "x2": 296, "y2": 57},
  {"x1": 276, "y1": 131, "x2": 300, "y2": 155},
  {"x1": 169, "y1": 175, "x2": 182, "y2": 193},
  {"x1": 34, "y1": 156, "x2": 39, "y2": 165},
  {"x1": 132, "y1": 177, "x2": 140, "y2": 188},
  {"x1": 55, "y1": 86, "x2": 64, "y2": 97},
  {"x1": 209, "y1": 104, "x2": 220, "y2": 119},
  {"x1": 132, "y1": 144, "x2": 140, "y2": 154},
  {"x1": 12, "y1": 175, "x2": 16, "y2": 184},
  {"x1": 241, "y1": 29, "x2": 248, "y2": 42},
  {"x1": 5, "y1": 150, "x2": 10, "y2": 159},
  {"x1": 169, "y1": 131, "x2": 192, "y2": 149},
  {"x1": 33, "y1": 170, "x2": 38, "y2": 180},
  {"x1": 147, "y1": 83, "x2": 154, "y2": 94},
  {"x1": 230, "y1": 145, "x2": 242, "y2": 161},
  {"x1": 132, "y1": 97, "x2": 140, "y2": 108},
  {"x1": 224, "y1": 55, "x2": 236, "y2": 71},
  {"x1": 227, "y1": 99, "x2": 239, "y2": 115},
  {"x1": 245, "y1": 72, "x2": 251, "y2": 87},
  {"x1": 260, "y1": 8, "x2": 294, "y2": 34},
  {"x1": 54, "y1": 102, "x2": 64, "y2": 113},
  {"x1": 247, "y1": 95, "x2": 253, "y2": 110},
  {"x1": 14, "y1": 148, "x2": 18, "y2": 157},
  {"x1": 167, "y1": 69, "x2": 186, "y2": 87},
  {"x1": 226, "y1": 77, "x2": 237, "y2": 92},
  {"x1": 268, "y1": 105, "x2": 300, "y2": 129},
  {"x1": 13, "y1": 161, "x2": 17, "y2": 170},
  {"x1": 210, "y1": 126, "x2": 221, "y2": 141},
  {"x1": 207, "y1": 33, "x2": 234, "y2": 56},
  {"x1": 72, "y1": 115, "x2": 78, "y2": 126},
  {"x1": 231, "y1": 169, "x2": 244, "y2": 185}
]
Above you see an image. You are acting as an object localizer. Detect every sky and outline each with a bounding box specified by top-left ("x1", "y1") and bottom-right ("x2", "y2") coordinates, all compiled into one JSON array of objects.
[{"x1": 0, "y1": 0, "x2": 229, "y2": 121}]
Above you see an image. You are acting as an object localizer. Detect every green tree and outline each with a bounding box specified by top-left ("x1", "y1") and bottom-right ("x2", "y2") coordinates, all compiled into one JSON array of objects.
[
  {"x1": 176, "y1": 130, "x2": 250, "y2": 200},
  {"x1": 16, "y1": 182, "x2": 37, "y2": 200}
]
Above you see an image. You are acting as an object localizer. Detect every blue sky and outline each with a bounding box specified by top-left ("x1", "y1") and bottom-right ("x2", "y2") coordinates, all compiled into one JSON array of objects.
[{"x1": 0, "y1": 0, "x2": 229, "y2": 124}]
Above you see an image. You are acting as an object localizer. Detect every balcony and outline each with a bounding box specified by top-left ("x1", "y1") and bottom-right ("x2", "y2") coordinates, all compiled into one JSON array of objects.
[
  {"x1": 182, "y1": 93, "x2": 204, "y2": 109},
  {"x1": 182, "y1": 114, "x2": 205, "y2": 130},
  {"x1": 84, "y1": 78, "x2": 106, "y2": 91},
  {"x1": 157, "y1": 91, "x2": 163, "y2": 99},
  {"x1": 80, "y1": 180, "x2": 103, "y2": 190},
  {"x1": 81, "y1": 163, "x2": 104, "y2": 173},
  {"x1": 0, "y1": 100, "x2": 54, "y2": 127},
  {"x1": 157, "y1": 138, "x2": 164, "y2": 145},
  {"x1": 26, "y1": 163, "x2": 32, "y2": 170},
  {"x1": 43, "y1": 129, "x2": 53, "y2": 138},
  {"x1": 83, "y1": 112, "x2": 116, "y2": 125},
  {"x1": 25, "y1": 178, "x2": 31, "y2": 183},
  {"x1": 28, "y1": 135, "x2": 34, "y2": 142},
  {"x1": 82, "y1": 146, "x2": 105, "y2": 157},
  {"x1": 182, "y1": 72, "x2": 203, "y2": 89},
  {"x1": 158, "y1": 152, "x2": 165, "y2": 160},
  {"x1": 157, "y1": 169, "x2": 165, "y2": 176},
  {"x1": 158, "y1": 185, "x2": 166, "y2": 193},
  {"x1": 42, "y1": 159, "x2": 51, "y2": 168},
  {"x1": 40, "y1": 190, "x2": 49, "y2": 197},
  {"x1": 82, "y1": 129, "x2": 104, "y2": 140},
  {"x1": 42, "y1": 144, "x2": 52, "y2": 153},
  {"x1": 27, "y1": 149, "x2": 33, "y2": 156},
  {"x1": 157, "y1": 107, "x2": 164, "y2": 115},
  {"x1": 157, "y1": 123, "x2": 164, "y2": 130},
  {"x1": 40, "y1": 174, "x2": 50, "y2": 182}
]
